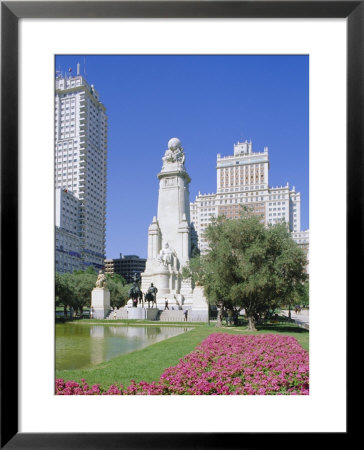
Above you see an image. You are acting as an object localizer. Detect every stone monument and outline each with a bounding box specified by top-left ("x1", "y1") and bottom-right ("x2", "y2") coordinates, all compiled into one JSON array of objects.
[
  {"x1": 141, "y1": 137, "x2": 208, "y2": 318},
  {"x1": 91, "y1": 270, "x2": 111, "y2": 319}
]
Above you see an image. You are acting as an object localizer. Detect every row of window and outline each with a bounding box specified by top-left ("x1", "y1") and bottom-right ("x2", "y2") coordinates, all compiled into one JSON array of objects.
[{"x1": 220, "y1": 185, "x2": 266, "y2": 192}]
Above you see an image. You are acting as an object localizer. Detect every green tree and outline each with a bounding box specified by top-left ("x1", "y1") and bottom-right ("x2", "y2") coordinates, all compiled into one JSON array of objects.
[
  {"x1": 56, "y1": 268, "x2": 97, "y2": 316},
  {"x1": 106, "y1": 274, "x2": 129, "y2": 308},
  {"x1": 106, "y1": 273, "x2": 126, "y2": 286},
  {"x1": 294, "y1": 280, "x2": 309, "y2": 308},
  {"x1": 72, "y1": 271, "x2": 96, "y2": 315},
  {"x1": 186, "y1": 215, "x2": 307, "y2": 330},
  {"x1": 55, "y1": 272, "x2": 76, "y2": 316},
  {"x1": 181, "y1": 255, "x2": 204, "y2": 286},
  {"x1": 232, "y1": 222, "x2": 307, "y2": 329},
  {"x1": 85, "y1": 266, "x2": 97, "y2": 275},
  {"x1": 182, "y1": 249, "x2": 232, "y2": 327}
]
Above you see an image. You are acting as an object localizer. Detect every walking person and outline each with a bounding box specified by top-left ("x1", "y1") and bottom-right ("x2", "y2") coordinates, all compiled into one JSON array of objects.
[
  {"x1": 184, "y1": 309, "x2": 188, "y2": 321},
  {"x1": 164, "y1": 297, "x2": 169, "y2": 310}
]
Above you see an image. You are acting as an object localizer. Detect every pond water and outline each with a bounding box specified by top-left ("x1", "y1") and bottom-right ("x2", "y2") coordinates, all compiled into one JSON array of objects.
[{"x1": 56, "y1": 323, "x2": 192, "y2": 370}]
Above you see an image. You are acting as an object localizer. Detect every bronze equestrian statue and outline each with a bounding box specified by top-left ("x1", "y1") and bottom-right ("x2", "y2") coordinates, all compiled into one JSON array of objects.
[
  {"x1": 128, "y1": 273, "x2": 143, "y2": 307},
  {"x1": 145, "y1": 283, "x2": 158, "y2": 308}
]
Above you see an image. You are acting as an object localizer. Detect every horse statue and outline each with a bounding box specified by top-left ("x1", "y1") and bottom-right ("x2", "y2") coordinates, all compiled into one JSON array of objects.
[
  {"x1": 145, "y1": 283, "x2": 158, "y2": 308},
  {"x1": 128, "y1": 281, "x2": 143, "y2": 308}
]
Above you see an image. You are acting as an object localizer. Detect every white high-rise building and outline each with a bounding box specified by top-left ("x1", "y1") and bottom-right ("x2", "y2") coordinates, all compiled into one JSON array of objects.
[
  {"x1": 55, "y1": 188, "x2": 83, "y2": 273},
  {"x1": 55, "y1": 67, "x2": 108, "y2": 271},
  {"x1": 191, "y1": 140, "x2": 307, "y2": 253},
  {"x1": 190, "y1": 192, "x2": 217, "y2": 253}
]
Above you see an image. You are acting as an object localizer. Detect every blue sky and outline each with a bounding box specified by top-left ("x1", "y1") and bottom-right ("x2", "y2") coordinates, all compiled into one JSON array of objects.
[{"x1": 55, "y1": 55, "x2": 309, "y2": 259}]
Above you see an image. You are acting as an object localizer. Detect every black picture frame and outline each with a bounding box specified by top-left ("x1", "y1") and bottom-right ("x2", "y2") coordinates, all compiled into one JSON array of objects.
[{"x1": 1, "y1": 1, "x2": 355, "y2": 448}]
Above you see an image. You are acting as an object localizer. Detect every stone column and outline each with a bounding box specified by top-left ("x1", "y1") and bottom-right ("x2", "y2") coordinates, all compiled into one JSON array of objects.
[
  {"x1": 157, "y1": 168, "x2": 191, "y2": 255},
  {"x1": 177, "y1": 213, "x2": 190, "y2": 267},
  {"x1": 147, "y1": 216, "x2": 161, "y2": 259}
]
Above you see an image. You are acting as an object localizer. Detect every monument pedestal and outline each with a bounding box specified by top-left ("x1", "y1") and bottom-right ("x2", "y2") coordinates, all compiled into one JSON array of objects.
[
  {"x1": 180, "y1": 278, "x2": 193, "y2": 296},
  {"x1": 127, "y1": 307, "x2": 146, "y2": 320},
  {"x1": 145, "y1": 308, "x2": 160, "y2": 320},
  {"x1": 191, "y1": 286, "x2": 208, "y2": 309},
  {"x1": 190, "y1": 285, "x2": 208, "y2": 321},
  {"x1": 91, "y1": 288, "x2": 111, "y2": 319},
  {"x1": 123, "y1": 306, "x2": 160, "y2": 320},
  {"x1": 154, "y1": 268, "x2": 170, "y2": 295}
]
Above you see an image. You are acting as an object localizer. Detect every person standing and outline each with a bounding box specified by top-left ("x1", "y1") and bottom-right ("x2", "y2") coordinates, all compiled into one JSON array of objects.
[
  {"x1": 184, "y1": 309, "x2": 188, "y2": 321},
  {"x1": 233, "y1": 310, "x2": 238, "y2": 326}
]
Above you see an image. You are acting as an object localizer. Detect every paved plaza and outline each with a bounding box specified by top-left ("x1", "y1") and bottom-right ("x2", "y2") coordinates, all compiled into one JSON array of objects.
[{"x1": 281, "y1": 309, "x2": 309, "y2": 330}]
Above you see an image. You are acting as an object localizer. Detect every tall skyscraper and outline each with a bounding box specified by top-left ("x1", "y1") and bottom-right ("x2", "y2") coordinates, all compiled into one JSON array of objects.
[
  {"x1": 190, "y1": 140, "x2": 307, "y2": 254},
  {"x1": 55, "y1": 67, "x2": 107, "y2": 271}
]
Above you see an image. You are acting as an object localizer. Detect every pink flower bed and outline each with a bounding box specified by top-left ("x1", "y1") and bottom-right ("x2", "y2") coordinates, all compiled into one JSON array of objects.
[{"x1": 56, "y1": 333, "x2": 309, "y2": 395}]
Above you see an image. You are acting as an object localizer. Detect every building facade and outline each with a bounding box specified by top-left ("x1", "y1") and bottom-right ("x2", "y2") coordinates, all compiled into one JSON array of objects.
[
  {"x1": 55, "y1": 188, "x2": 83, "y2": 273},
  {"x1": 104, "y1": 255, "x2": 147, "y2": 283},
  {"x1": 190, "y1": 140, "x2": 307, "y2": 254},
  {"x1": 55, "y1": 67, "x2": 107, "y2": 271},
  {"x1": 190, "y1": 192, "x2": 217, "y2": 253}
]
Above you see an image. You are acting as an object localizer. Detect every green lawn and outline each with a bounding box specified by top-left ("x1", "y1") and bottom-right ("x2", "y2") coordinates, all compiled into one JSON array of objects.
[{"x1": 56, "y1": 321, "x2": 308, "y2": 390}]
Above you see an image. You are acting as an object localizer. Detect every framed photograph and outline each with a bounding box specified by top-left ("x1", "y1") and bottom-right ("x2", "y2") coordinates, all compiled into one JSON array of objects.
[{"x1": 1, "y1": 1, "x2": 356, "y2": 447}]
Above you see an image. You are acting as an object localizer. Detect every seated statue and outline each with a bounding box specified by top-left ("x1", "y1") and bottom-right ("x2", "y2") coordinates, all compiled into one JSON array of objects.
[
  {"x1": 158, "y1": 242, "x2": 173, "y2": 267},
  {"x1": 95, "y1": 270, "x2": 107, "y2": 288}
]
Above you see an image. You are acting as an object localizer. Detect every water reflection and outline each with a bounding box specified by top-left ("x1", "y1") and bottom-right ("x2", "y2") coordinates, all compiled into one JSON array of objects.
[
  {"x1": 90, "y1": 326, "x2": 105, "y2": 338},
  {"x1": 56, "y1": 324, "x2": 191, "y2": 370}
]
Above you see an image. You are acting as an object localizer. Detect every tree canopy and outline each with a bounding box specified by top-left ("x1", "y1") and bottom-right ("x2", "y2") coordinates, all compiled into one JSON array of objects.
[
  {"x1": 184, "y1": 216, "x2": 308, "y2": 330},
  {"x1": 105, "y1": 273, "x2": 129, "y2": 308}
]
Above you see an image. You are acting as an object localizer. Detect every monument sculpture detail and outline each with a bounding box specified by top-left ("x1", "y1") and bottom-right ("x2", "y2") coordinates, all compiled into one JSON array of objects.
[
  {"x1": 157, "y1": 242, "x2": 175, "y2": 267},
  {"x1": 95, "y1": 270, "x2": 107, "y2": 288}
]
